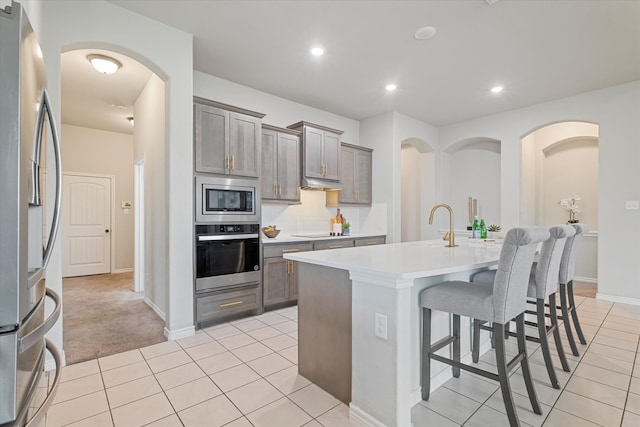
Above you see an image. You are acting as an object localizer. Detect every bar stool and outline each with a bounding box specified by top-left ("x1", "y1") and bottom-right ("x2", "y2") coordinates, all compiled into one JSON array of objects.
[
  {"x1": 559, "y1": 223, "x2": 589, "y2": 356},
  {"x1": 421, "y1": 227, "x2": 549, "y2": 427},
  {"x1": 471, "y1": 225, "x2": 575, "y2": 389}
]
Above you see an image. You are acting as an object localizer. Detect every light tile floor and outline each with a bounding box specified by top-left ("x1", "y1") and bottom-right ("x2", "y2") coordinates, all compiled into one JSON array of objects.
[{"x1": 39, "y1": 296, "x2": 640, "y2": 426}]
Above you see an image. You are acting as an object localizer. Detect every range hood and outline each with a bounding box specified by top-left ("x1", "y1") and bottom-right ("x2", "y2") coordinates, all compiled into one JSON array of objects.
[{"x1": 300, "y1": 176, "x2": 343, "y2": 191}]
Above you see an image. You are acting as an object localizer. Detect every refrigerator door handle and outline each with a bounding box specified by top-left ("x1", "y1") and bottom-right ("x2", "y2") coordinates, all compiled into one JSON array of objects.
[
  {"x1": 34, "y1": 88, "x2": 62, "y2": 269},
  {"x1": 24, "y1": 339, "x2": 62, "y2": 427},
  {"x1": 17, "y1": 288, "x2": 61, "y2": 354}
]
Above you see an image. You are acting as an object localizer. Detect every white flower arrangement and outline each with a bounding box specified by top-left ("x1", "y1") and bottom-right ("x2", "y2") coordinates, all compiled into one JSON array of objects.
[{"x1": 558, "y1": 195, "x2": 581, "y2": 223}]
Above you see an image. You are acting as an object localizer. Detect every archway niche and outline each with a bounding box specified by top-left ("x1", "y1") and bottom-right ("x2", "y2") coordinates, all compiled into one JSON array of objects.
[
  {"x1": 401, "y1": 138, "x2": 435, "y2": 242},
  {"x1": 444, "y1": 137, "x2": 501, "y2": 231},
  {"x1": 520, "y1": 121, "x2": 599, "y2": 282}
]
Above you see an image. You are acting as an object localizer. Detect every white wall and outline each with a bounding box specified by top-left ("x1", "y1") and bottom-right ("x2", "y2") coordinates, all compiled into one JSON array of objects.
[
  {"x1": 25, "y1": 0, "x2": 194, "y2": 357},
  {"x1": 134, "y1": 74, "x2": 167, "y2": 316},
  {"x1": 61, "y1": 124, "x2": 134, "y2": 271},
  {"x1": 446, "y1": 147, "x2": 501, "y2": 230},
  {"x1": 439, "y1": 81, "x2": 640, "y2": 302}
]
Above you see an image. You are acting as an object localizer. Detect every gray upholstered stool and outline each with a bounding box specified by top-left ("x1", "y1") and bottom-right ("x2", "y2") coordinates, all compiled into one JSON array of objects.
[
  {"x1": 471, "y1": 225, "x2": 575, "y2": 389},
  {"x1": 559, "y1": 223, "x2": 589, "y2": 356},
  {"x1": 421, "y1": 227, "x2": 549, "y2": 427}
]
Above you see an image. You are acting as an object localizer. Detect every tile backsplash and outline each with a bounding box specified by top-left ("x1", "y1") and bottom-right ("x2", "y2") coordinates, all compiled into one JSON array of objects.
[{"x1": 261, "y1": 190, "x2": 387, "y2": 236}]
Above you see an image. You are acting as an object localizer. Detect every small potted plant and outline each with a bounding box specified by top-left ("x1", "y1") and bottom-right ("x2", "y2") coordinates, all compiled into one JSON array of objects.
[
  {"x1": 558, "y1": 195, "x2": 581, "y2": 223},
  {"x1": 487, "y1": 224, "x2": 501, "y2": 239},
  {"x1": 342, "y1": 222, "x2": 351, "y2": 235}
]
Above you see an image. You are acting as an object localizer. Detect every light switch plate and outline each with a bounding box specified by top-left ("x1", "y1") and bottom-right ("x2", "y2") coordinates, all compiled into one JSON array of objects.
[{"x1": 625, "y1": 200, "x2": 640, "y2": 210}]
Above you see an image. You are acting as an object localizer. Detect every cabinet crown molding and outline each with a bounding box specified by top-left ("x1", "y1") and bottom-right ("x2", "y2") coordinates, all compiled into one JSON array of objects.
[
  {"x1": 193, "y1": 96, "x2": 266, "y2": 119},
  {"x1": 287, "y1": 121, "x2": 344, "y2": 135}
]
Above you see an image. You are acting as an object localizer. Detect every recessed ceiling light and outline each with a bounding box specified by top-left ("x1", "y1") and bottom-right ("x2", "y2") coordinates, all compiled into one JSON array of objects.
[
  {"x1": 491, "y1": 86, "x2": 504, "y2": 93},
  {"x1": 310, "y1": 46, "x2": 325, "y2": 56},
  {"x1": 88, "y1": 54, "x2": 122, "y2": 74},
  {"x1": 414, "y1": 26, "x2": 436, "y2": 40},
  {"x1": 385, "y1": 84, "x2": 397, "y2": 92}
]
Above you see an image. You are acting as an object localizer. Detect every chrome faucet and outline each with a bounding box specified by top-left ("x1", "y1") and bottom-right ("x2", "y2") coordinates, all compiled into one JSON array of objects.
[{"x1": 428, "y1": 203, "x2": 458, "y2": 247}]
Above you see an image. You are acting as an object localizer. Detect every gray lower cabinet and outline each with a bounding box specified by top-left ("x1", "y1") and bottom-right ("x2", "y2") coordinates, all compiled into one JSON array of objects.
[
  {"x1": 263, "y1": 237, "x2": 385, "y2": 311},
  {"x1": 194, "y1": 98, "x2": 265, "y2": 178},
  {"x1": 262, "y1": 125, "x2": 301, "y2": 202},
  {"x1": 263, "y1": 242, "x2": 312, "y2": 308},
  {"x1": 354, "y1": 236, "x2": 385, "y2": 246},
  {"x1": 339, "y1": 143, "x2": 373, "y2": 205},
  {"x1": 313, "y1": 239, "x2": 355, "y2": 251},
  {"x1": 196, "y1": 284, "x2": 262, "y2": 326}
]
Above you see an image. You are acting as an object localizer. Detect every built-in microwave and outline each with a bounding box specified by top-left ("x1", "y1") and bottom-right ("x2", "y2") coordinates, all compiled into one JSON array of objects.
[{"x1": 195, "y1": 175, "x2": 261, "y2": 223}]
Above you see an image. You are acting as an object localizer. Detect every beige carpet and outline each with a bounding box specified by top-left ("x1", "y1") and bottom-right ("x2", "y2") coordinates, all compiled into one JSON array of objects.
[{"x1": 63, "y1": 272, "x2": 166, "y2": 365}]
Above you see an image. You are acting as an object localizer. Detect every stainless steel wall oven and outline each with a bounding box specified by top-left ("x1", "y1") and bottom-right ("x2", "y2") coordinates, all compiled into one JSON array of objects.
[{"x1": 195, "y1": 224, "x2": 261, "y2": 293}]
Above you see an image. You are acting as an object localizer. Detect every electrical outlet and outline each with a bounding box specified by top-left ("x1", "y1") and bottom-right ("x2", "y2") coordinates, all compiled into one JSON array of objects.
[
  {"x1": 625, "y1": 200, "x2": 640, "y2": 210},
  {"x1": 375, "y1": 313, "x2": 388, "y2": 340}
]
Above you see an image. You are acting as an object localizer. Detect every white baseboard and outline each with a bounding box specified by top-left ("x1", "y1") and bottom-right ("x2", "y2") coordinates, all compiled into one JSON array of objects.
[
  {"x1": 144, "y1": 297, "x2": 166, "y2": 321},
  {"x1": 596, "y1": 293, "x2": 640, "y2": 306},
  {"x1": 574, "y1": 276, "x2": 597, "y2": 283},
  {"x1": 114, "y1": 267, "x2": 134, "y2": 274},
  {"x1": 349, "y1": 403, "x2": 387, "y2": 427},
  {"x1": 164, "y1": 325, "x2": 195, "y2": 341}
]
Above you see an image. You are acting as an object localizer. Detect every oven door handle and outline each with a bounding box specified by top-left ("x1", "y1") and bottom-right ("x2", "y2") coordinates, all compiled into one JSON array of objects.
[{"x1": 198, "y1": 233, "x2": 259, "y2": 241}]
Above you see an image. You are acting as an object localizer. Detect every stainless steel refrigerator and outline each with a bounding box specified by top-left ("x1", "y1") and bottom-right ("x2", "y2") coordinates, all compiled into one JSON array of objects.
[{"x1": 0, "y1": 1, "x2": 63, "y2": 426}]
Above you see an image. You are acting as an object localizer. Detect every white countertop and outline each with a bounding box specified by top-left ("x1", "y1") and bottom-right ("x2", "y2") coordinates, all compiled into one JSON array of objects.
[
  {"x1": 284, "y1": 238, "x2": 502, "y2": 280},
  {"x1": 261, "y1": 232, "x2": 386, "y2": 244}
]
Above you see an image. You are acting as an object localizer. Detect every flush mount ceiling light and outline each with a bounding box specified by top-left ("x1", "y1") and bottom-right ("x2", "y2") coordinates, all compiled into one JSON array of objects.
[
  {"x1": 88, "y1": 54, "x2": 122, "y2": 74},
  {"x1": 491, "y1": 86, "x2": 504, "y2": 93},
  {"x1": 385, "y1": 84, "x2": 397, "y2": 92},
  {"x1": 414, "y1": 26, "x2": 436, "y2": 40},
  {"x1": 127, "y1": 116, "x2": 134, "y2": 126},
  {"x1": 310, "y1": 46, "x2": 325, "y2": 56}
]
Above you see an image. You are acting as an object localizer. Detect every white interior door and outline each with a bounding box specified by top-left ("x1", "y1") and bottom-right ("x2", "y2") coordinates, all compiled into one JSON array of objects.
[{"x1": 62, "y1": 174, "x2": 112, "y2": 277}]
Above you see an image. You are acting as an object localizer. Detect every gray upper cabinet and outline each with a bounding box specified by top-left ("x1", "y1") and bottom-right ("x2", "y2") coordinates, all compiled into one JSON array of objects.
[
  {"x1": 288, "y1": 121, "x2": 343, "y2": 182},
  {"x1": 262, "y1": 125, "x2": 301, "y2": 203},
  {"x1": 338, "y1": 143, "x2": 373, "y2": 205},
  {"x1": 194, "y1": 97, "x2": 265, "y2": 178}
]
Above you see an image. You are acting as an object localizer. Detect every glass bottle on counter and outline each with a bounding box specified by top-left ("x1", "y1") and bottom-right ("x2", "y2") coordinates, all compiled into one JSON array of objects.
[
  {"x1": 472, "y1": 216, "x2": 480, "y2": 239},
  {"x1": 480, "y1": 219, "x2": 487, "y2": 239}
]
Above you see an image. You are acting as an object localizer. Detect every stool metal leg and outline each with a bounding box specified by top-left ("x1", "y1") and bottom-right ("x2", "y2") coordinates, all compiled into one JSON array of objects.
[
  {"x1": 567, "y1": 280, "x2": 587, "y2": 345},
  {"x1": 560, "y1": 283, "x2": 580, "y2": 356},
  {"x1": 537, "y1": 299, "x2": 561, "y2": 389},
  {"x1": 493, "y1": 322, "x2": 521, "y2": 426},
  {"x1": 453, "y1": 314, "x2": 460, "y2": 378},
  {"x1": 515, "y1": 313, "x2": 542, "y2": 416},
  {"x1": 472, "y1": 319, "x2": 481, "y2": 363},
  {"x1": 421, "y1": 307, "x2": 432, "y2": 400},
  {"x1": 548, "y1": 293, "x2": 570, "y2": 372}
]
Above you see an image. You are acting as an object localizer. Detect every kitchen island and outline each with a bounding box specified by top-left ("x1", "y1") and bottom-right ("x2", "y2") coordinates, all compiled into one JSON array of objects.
[{"x1": 284, "y1": 238, "x2": 502, "y2": 427}]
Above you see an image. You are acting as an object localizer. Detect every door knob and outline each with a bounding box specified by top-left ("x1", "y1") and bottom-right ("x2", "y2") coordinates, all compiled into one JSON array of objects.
[{"x1": 105, "y1": 229, "x2": 110, "y2": 233}]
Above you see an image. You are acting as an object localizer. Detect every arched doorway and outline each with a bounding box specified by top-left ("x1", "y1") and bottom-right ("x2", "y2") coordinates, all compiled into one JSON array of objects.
[
  {"x1": 400, "y1": 138, "x2": 435, "y2": 242},
  {"x1": 60, "y1": 47, "x2": 167, "y2": 363}
]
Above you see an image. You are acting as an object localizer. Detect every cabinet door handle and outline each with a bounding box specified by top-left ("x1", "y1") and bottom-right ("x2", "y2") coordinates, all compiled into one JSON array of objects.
[
  {"x1": 278, "y1": 184, "x2": 282, "y2": 195},
  {"x1": 281, "y1": 248, "x2": 299, "y2": 253},
  {"x1": 366, "y1": 241, "x2": 378, "y2": 245},
  {"x1": 274, "y1": 183, "x2": 278, "y2": 195},
  {"x1": 231, "y1": 155, "x2": 235, "y2": 170},
  {"x1": 225, "y1": 155, "x2": 230, "y2": 170},
  {"x1": 290, "y1": 261, "x2": 295, "y2": 275},
  {"x1": 329, "y1": 245, "x2": 343, "y2": 249},
  {"x1": 220, "y1": 300, "x2": 243, "y2": 308}
]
